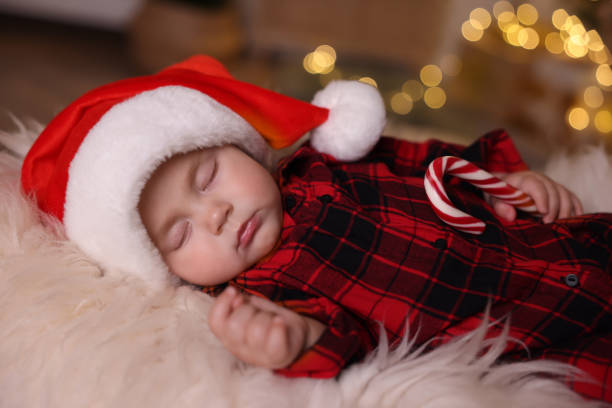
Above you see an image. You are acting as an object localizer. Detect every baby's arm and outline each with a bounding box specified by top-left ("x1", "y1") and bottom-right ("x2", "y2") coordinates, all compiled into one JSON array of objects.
[
  {"x1": 490, "y1": 171, "x2": 583, "y2": 223},
  {"x1": 208, "y1": 286, "x2": 325, "y2": 369}
]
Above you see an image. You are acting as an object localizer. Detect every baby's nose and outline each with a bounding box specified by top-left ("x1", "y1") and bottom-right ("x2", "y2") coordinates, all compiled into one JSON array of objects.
[{"x1": 205, "y1": 201, "x2": 233, "y2": 235}]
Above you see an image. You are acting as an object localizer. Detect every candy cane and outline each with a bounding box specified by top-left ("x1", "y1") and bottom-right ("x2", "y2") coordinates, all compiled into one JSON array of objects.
[{"x1": 424, "y1": 156, "x2": 537, "y2": 234}]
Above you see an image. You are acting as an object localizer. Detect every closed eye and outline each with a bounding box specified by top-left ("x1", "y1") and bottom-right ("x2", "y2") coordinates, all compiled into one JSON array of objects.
[
  {"x1": 168, "y1": 219, "x2": 192, "y2": 251},
  {"x1": 195, "y1": 160, "x2": 218, "y2": 192}
]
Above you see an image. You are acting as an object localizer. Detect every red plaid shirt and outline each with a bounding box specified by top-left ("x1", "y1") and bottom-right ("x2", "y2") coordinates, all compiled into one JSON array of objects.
[{"x1": 221, "y1": 130, "x2": 612, "y2": 401}]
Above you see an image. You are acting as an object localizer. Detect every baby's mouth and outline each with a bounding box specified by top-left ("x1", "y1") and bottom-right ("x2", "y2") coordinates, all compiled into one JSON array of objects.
[{"x1": 237, "y1": 213, "x2": 260, "y2": 249}]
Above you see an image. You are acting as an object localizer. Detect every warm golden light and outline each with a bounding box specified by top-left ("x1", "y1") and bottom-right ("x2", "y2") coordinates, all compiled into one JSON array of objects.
[
  {"x1": 516, "y1": 4, "x2": 538, "y2": 26},
  {"x1": 518, "y1": 27, "x2": 539, "y2": 49},
  {"x1": 462, "y1": 20, "x2": 484, "y2": 42},
  {"x1": 584, "y1": 86, "x2": 604, "y2": 108},
  {"x1": 589, "y1": 48, "x2": 610, "y2": 64},
  {"x1": 586, "y1": 30, "x2": 605, "y2": 52},
  {"x1": 545, "y1": 32, "x2": 564, "y2": 54},
  {"x1": 565, "y1": 40, "x2": 588, "y2": 59},
  {"x1": 469, "y1": 8, "x2": 492, "y2": 30},
  {"x1": 424, "y1": 87, "x2": 447, "y2": 109},
  {"x1": 596, "y1": 64, "x2": 612, "y2": 86},
  {"x1": 497, "y1": 11, "x2": 519, "y2": 32},
  {"x1": 440, "y1": 54, "x2": 462, "y2": 76},
  {"x1": 390, "y1": 92, "x2": 414, "y2": 115},
  {"x1": 493, "y1": 1, "x2": 514, "y2": 18},
  {"x1": 552, "y1": 9, "x2": 569, "y2": 30},
  {"x1": 567, "y1": 107, "x2": 590, "y2": 130},
  {"x1": 504, "y1": 24, "x2": 522, "y2": 47},
  {"x1": 303, "y1": 45, "x2": 336, "y2": 75},
  {"x1": 420, "y1": 65, "x2": 443, "y2": 87},
  {"x1": 316, "y1": 44, "x2": 337, "y2": 61},
  {"x1": 401, "y1": 80, "x2": 424, "y2": 101},
  {"x1": 594, "y1": 110, "x2": 612, "y2": 133},
  {"x1": 359, "y1": 77, "x2": 378, "y2": 88}
]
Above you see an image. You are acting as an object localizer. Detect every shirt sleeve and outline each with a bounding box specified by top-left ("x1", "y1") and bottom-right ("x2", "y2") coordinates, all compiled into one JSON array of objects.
[
  {"x1": 273, "y1": 297, "x2": 375, "y2": 378},
  {"x1": 366, "y1": 129, "x2": 528, "y2": 177}
]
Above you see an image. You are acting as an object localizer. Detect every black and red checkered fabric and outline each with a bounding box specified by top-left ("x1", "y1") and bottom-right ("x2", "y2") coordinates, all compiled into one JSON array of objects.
[{"x1": 224, "y1": 130, "x2": 612, "y2": 401}]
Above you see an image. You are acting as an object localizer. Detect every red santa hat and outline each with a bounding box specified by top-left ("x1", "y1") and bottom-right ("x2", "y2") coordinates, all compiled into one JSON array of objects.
[{"x1": 21, "y1": 55, "x2": 385, "y2": 289}]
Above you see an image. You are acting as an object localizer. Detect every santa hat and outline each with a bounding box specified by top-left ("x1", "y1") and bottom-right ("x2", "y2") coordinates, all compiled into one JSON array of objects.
[{"x1": 21, "y1": 55, "x2": 385, "y2": 289}]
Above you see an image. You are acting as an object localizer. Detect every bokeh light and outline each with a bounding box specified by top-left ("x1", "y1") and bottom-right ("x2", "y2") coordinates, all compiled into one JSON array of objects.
[
  {"x1": 497, "y1": 11, "x2": 519, "y2": 32},
  {"x1": 504, "y1": 24, "x2": 522, "y2": 47},
  {"x1": 594, "y1": 110, "x2": 612, "y2": 133},
  {"x1": 545, "y1": 32, "x2": 564, "y2": 54},
  {"x1": 420, "y1": 65, "x2": 443, "y2": 87},
  {"x1": 303, "y1": 44, "x2": 336, "y2": 74},
  {"x1": 567, "y1": 107, "x2": 590, "y2": 130},
  {"x1": 462, "y1": 20, "x2": 484, "y2": 42},
  {"x1": 469, "y1": 8, "x2": 491, "y2": 30},
  {"x1": 390, "y1": 92, "x2": 414, "y2": 115},
  {"x1": 401, "y1": 80, "x2": 424, "y2": 101},
  {"x1": 424, "y1": 87, "x2": 447, "y2": 109},
  {"x1": 584, "y1": 86, "x2": 604, "y2": 108},
  {"x1": 516, "y1": 4, "x2": 538, "y2": 26},
  {"x1": 596, "y1": 64, "x2": 612, "y2": 86},
  {"x1": 359, "y1": 77, "x2": 378, "y2": 88},
  {"x1": 518, "y1": 27, "x2": 539, "y2": 49},
  {"x1": 493, "y1": 1, "x2": 514, "y2": 18},
  {"x1": 552, "y1": 9, "x2": 569, "y2": 30}
]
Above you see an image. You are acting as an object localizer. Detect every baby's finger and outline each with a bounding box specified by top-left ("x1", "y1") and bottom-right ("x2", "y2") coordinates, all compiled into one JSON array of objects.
[
  {"x1": 225, "y1": 302, "x2": 258, "y2": 346},
  {"x1": 266, "y1": 317, "x2": 290, "y2": 365},
  {"x1": 571, "y1": 193, "x2": 584, "y2": 216},
  {"x1": 538, "y1": 177, "x2": 560, "y2": 223},
  {"x1": 246, "y1": 309, "x2": 277, "y2": 350},
  {"x1": 557, "y1": 185, "x2": 573, "y2": 219},
  {"x1": 518, "y1": 176, "x2": 549, "y2": 215},
  {"x1": 208, "y1": 286, "x2": 239, "y2": 334}
]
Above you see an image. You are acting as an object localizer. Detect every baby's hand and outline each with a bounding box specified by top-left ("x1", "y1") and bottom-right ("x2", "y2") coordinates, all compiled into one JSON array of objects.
[
  {"x1": 208, "y1": 286, "x2": 324, "y2": 369},
  {"x1": 490, "y1": 171, "x2": 583, "y2": 223}
]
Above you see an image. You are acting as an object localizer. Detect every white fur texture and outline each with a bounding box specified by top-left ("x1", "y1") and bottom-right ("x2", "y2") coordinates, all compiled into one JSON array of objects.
[
  {"x1": 310, "y1": 81, "x2": 386, "y2": 161},
  {"x1": 65, "y1": 86, "x2": 269, "y2": 290},
  {"x1": 0, "y1": 122, "x2": 608, "y2": 408}
]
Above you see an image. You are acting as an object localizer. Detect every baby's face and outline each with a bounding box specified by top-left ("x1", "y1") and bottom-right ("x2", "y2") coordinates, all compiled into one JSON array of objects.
[{"x1": 138, "y1": 145, "x2": 282, "y2": 286}]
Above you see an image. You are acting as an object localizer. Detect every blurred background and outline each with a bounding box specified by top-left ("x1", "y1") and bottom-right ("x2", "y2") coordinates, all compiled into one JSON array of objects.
[{"x1": 0, "y1": 0, "x2": 611, "y2": 167}]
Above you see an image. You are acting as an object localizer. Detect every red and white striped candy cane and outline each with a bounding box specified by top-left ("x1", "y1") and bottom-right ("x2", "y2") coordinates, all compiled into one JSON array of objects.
[{"x1": 424, "y1": 156, "x2": 537, "y2": 234}]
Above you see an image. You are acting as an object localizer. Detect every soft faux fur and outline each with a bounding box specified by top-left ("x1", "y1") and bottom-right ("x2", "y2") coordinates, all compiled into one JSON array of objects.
[{"x1": 0, "y1": 122, "x2": 609, "y2": 408}]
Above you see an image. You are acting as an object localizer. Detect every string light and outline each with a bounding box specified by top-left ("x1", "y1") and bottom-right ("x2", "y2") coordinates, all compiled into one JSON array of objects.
[
  {"x1": 584, "y1": 86, "x2": 604, "y2": 108},
  {"x1": 401, "y1": 80, "x2": 424, "y2": 101},
  {"x1": 516, "y1": 4, "x2": 538, "y2": 26},
  {"x1": 469, "y1": 8, "x2": 491, "y2": 30},
  {"x1": 424, "y1": 87, "x2": 447, "y2": 109},
  {"x1": 420, "y1": 65, "x2": 443, "y2": 87},
  {"x1": 545, "y1": 32, "x2": 564, "y2": 54},
  {"x1": 567, "y1": 107, "x2": 590, "y2": 130},
  {"x1": 493, "y1": 1, "x2": 513, "y2": 18},
  {"x1": 594, "y1": 110, "x2": 612, "y2": 133},
  {"x1": 596, "y1": 64, "x2": 612, "y2": 86},
  {"x1": 303, "y1": 44, "x2": 337, "y2": 75},
  {"x1": 518, "y1": 27, "x2": 539, "y2": 49},
  {"x1": 359, "y1": 77, "x2": 378, "y2": 88},
  {"x1": 390, "y1": 92, "x2": 414, "y2": 115},
  {"x1": 462, "y1": 20, "x2": 484, "y2": 42}
]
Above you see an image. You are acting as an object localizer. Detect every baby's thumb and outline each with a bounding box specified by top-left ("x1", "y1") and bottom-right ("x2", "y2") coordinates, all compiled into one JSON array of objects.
[{"x1": 492, "y1": 199, "x2": 516, "y2": 222}]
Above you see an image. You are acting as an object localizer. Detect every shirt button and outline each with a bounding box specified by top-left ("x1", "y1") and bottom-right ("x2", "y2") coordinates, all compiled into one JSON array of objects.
[
  {"x1": 564, "y1": 274, "x2": 579, "y2": 288},
  {"x1": 318, "y1": 194, "x2": 333, "y2": 204},
  {"x1": 433, "y1": 239, "x2": 447, "y2": 249}
]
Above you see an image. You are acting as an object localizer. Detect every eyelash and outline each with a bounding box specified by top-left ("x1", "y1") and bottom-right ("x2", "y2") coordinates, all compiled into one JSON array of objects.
[
  {"x1": 199, "y1": 160, "x2": 218, "y2": 192},
  {"x1": 174, "y1": 220, "x2": 192, "y2": 250}
]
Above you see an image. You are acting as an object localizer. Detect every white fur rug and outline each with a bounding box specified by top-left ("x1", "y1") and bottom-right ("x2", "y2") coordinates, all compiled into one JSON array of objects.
[{"x1": 0, "y1": 122, "x2": 609, "y2": 408}]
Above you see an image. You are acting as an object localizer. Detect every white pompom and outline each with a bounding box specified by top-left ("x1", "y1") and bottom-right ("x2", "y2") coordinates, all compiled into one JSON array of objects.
[{"x1": 310, "y1": 80, "x2": 386, "y2": 161}]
